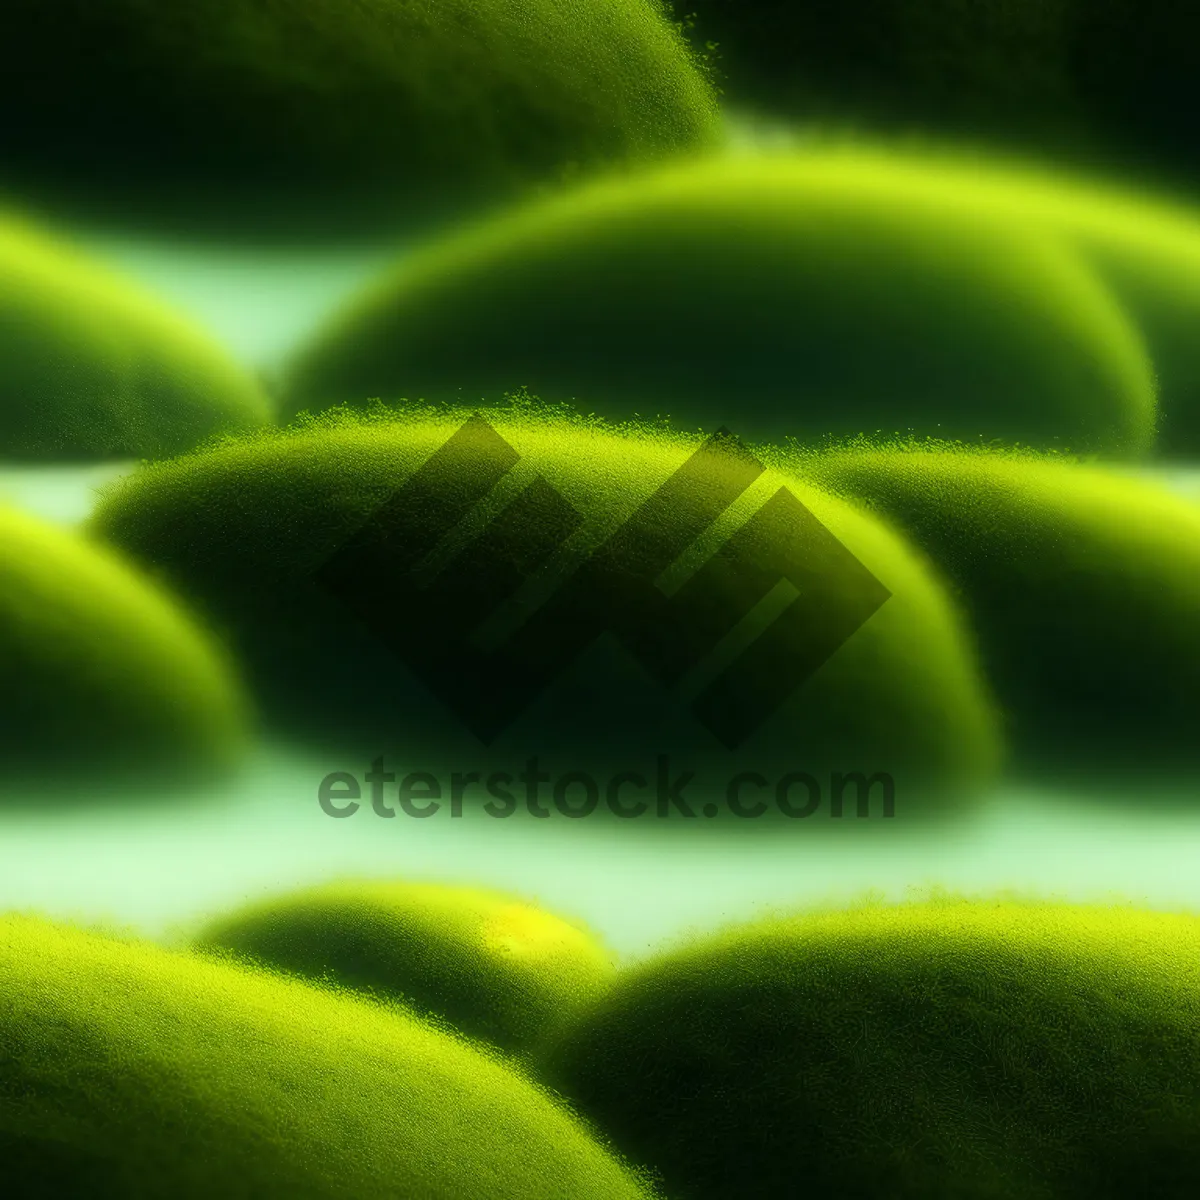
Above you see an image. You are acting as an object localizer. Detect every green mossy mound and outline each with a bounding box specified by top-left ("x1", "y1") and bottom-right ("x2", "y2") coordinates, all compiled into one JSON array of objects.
[
  {"x1": 792, "y1": 445, "x2": 1200, "y2": 781},
  {"x1": 679, "y1": 1, "x2": 1199, "y2": 190},
  {"x1": 0, "y1": 914, "x2": 652, "y2": 1199},
  {"x1": 0, "y1": 215, "x2": 270, "y2": 460},
  {"x1": 196, "y1": 880, "x2": 614, "y2": 1055},
  {"x1": 90, "y1": 407, "x2": 1002, "y2": 816},
  {"x1": 703, "y1": 147, "x2": 1200, "y2": 455},
  {"x1": 0, "y1": 505, "x2": 250, "y2": 789},
  {"x1": 281, "y1": 157, "x2": 1156, "y2": 457},
  {"x1": 0, "y1": 0, "x2": 719, "y2": 238},
  {"x1": 539, "y1": 897, "x2": 1200, "y2": 1199}
]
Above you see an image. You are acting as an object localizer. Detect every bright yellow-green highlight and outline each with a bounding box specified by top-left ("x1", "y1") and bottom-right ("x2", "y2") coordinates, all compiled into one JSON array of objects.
[
  {"x1": 0, "y1": 504, "x2": 251, "y2": 787},
  {"x1": 195, "y1": 879, "x2": 615, "y2": 1055},
  {"x1": 0, "y1": 212, "x2": 270, "y2": 460},
  {"x1": 540, "y1": 896, "x2": 1200, "y2": 1199},
  {"x1": 0, "y1": 914, "x2": 652, "y2": 1198}
]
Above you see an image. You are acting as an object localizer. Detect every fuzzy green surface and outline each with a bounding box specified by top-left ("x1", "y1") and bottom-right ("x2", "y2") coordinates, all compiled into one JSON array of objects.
[
  {"x1": 0, "y1": 215, "x2": 270, "y2": 460},
  {"x1": 196, "y1": 880, "x2": 615, "y2": 1055},
  {"x1": 0, "y1": 914, "x2": 652, "y2": 1199},
  {"x1": 282, "y1": 157, "x2": 1156, "y2": 457},
  {"x1": 538, "y1": 897, "x2": 1200, "y2": 1199},
  {"x1": 0, "y1": 0, "x2": 719, "y2": 238},
  {"x1": 793, "y1": 445, "x2": 1200, "y2": 781},
  {"x1": 683, "y1": 146, "x2": 1200, "y2": 455},
  {"x1": 89, "y1": 406, "x2": 1002, "y2": 813},
  {"x1": 678, "y1": 1, "x2": 1198, "y2": 190},
  {"x1": 0, "y1": 505, "x2": 250, "y2": 789}
]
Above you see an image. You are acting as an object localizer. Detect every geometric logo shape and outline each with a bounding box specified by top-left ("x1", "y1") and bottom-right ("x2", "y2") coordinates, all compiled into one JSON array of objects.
[{"x1": 314, "y1": 416, "x2": 890, "y2": 747}]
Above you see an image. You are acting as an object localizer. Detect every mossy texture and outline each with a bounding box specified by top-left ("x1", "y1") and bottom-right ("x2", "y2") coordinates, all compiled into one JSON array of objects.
[
  {"x1": 0, "y1": 0, "x2": 719, "y2": 237},
  {"x1": 196, "y1": 880, "x2": 614, "y2": 1055},
  {"x1": 689, "y1": 146, "x2": 1200, "y2": 455},
  {"x1": 0, "y1": 914, "x2": 652, "y2": 1199},
  {"x1": 679, "y1": 0, "x2": 1199, "y2": 187},
  {"x1": 539, "y1": 898, "x2": 1200, "y2": 1199},
  {"x1": 0, "y1": 505, "x2": 250, "y2": 787},
  {"x1": 90, "y1": 408, "x2": 1002, "y2": 810},
  {"x1": 282, "y1": 157, "x2": 1156, "y2": 457},
  {"x1": 0, "y1": 215, "x2": 270, "y2": 460},
  {"x1": 795, "y1": 446, "x2": 1200, "y2": 779}
]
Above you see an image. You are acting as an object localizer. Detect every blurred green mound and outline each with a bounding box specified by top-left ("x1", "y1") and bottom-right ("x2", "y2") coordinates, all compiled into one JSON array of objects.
[
  {"x1": 794, "y1": 445, "x2": 1200, "y2": 782},
  {"x1": 0, "y1": 505, "x2": 250, "y2": 790},
  {"x1": 0, "y1": 0, "x2": 719, "y2": 239},
  {"x1": 90, "y1": 408, "x2": 1002, "y2": 815},
  {"x1": 0, "y1": 914, "x2": 652, "y2": 1199},
  {"x1": 538, "y1": 897, "x2": 1200, "y2": 1199},
  {"x1": 695, "y1": 146, "x2": 1200, "y2": 455},
  {"x1": 196, "y1": 880, "x2": 615, "y2": 1055},
  {"x1": 679, "y1": 0, "x2": 1200, "y2": 190},
  {"x1": 0, "y1": 215, "x2": 270, "y2": 460},
  {"x1": 282, "y1": 157, "x2": 1156, "y2": 457}
]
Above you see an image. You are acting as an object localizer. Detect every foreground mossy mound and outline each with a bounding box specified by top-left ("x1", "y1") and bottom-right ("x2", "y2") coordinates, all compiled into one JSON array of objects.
[
  {"x1": 681, "y1": 1, "x2": 1200, "y2": 190},
  {"x1": 0, "y1": 506, "x2": 250, "y2": 789},
  {"x1": 0, "y1": 0, "x2": 719, "y2": 238},
  {"x1": 793, "y1": 445, "x2": 1200, "y2": 783},
  {"x1": 196, "y1": 880, "x2": 614, "y2": 1055},
  {"x1": 0, "y1": 215, "x2": 270, "y2": 459},
  {"x1": 91, "y1": 407, "x2": 1002, "y2": 816},
  {"x1": 539, "y1": 897, "x2": 1200, "y2": 1199},
  {"x1": 0, "y1": 915, "x2": 652, "y2": 1199},
  {"x1": 283, "y1": 156, "x2": 1156, "y2": 457}
]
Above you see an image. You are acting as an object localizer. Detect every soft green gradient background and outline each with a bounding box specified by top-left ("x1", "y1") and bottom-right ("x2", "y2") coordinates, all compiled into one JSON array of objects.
[{"x1": 1, "y1": 238, "x2": 1196, "y2": 961}]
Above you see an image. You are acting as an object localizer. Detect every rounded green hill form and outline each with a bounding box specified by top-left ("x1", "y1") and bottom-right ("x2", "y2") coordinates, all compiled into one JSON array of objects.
[
  {"x1": 695, "y1": 146, "x2": 1200, "y2": 455},
  {"x1": 281, "y1": 157, "x2": 1157, "y2": 457},
  {"x1": 89, "y1": 409, "x2": 1003, "y2": 815},
  {"x1": 538, "y1": 898, "x2": 1200, "y2": 1199},
  {"x1": 196, "y1": 880, "x2": 615, "y2": 1055},
  {"x1": 679, "y1": 1, "x2": 1199, "y2": 189},
  {"x1": 0, "y1": 0, "x2": 720, "y2": 238},
  {"x1": 794, "y1": 445, "x2": 1200, "y2": 781},
  {"x1": 0, "y1": 214, "x2": 270, "y2": 460},
  {"x1": 0, "y1": 914, "x2": 652, "y2": 1199},
  {"x1": 0, "y1": 504, "x2": 250, "y2": 788}
]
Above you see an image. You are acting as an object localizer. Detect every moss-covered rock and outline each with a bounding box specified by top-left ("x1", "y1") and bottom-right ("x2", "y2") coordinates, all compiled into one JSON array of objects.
[
  {"x1": 703, "y1": 146, "x2": 1200, "y2": 455},
  {"x1": 0, "y1": 0, "x2": 720, "y2": 238},
  {"x1": 0, "y1": 214, "x2": 270, "y2": 460},
  {"x1": 196, "y1": 880, "x2": 614, "y2": 1055},
  {"x1": 539, "y1": 897, "x2": 1200, "y2": 1199},
  {"x1": 793, "y1": 445, "x2": 1200, "y2": 781},
  {"x1": 0, "y1": 914, "x2": 652, "y2": 1199},
  {"x1": 678, "y1": 1, "x2": 1200, "y2": 189},
  {"x1": 90, "y1": 407, "x2": 1003, "y2": 816},
  {"x1": 0, "y1": 504, "x2": 250, "y2": 788},
  {"x1": 281, "y1": 157, "x2": 1156, "y2": 457}
]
